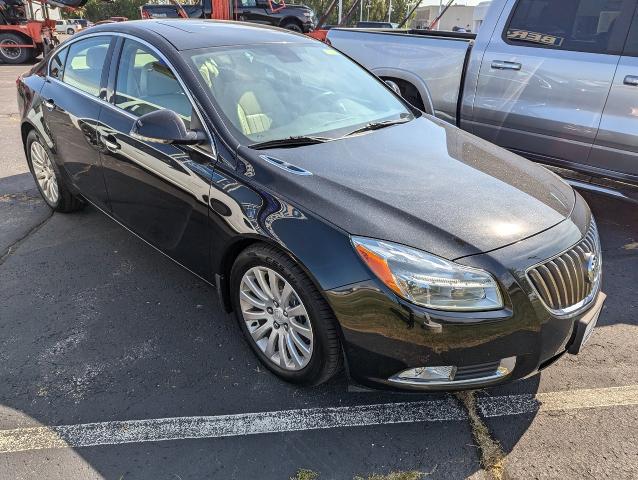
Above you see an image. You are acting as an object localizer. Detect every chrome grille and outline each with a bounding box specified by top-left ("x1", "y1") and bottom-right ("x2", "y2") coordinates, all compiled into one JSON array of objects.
[{"x1": 527, "y1": 219, "x2": 601, "y2": 315}]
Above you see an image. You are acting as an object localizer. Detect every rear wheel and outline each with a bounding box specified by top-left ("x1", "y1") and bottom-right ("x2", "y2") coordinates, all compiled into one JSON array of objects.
[
  {"x1": 230, "y1": 244, "x2": 342, "y2": 386},
  {"x1": 0, "y1": 33, "x2": 31, "y2": 64},
  {"x1": 66, "y1": 28, "x2": 74, "y2": 35},
  {"x1": 26, "y1": 130, "x2": 84, "y2": 212}
]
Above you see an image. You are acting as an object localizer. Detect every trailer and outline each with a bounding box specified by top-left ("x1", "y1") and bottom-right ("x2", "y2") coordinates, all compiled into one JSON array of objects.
[{"x1": 0, "y1": 0, "x2": 88, "y2": 63}]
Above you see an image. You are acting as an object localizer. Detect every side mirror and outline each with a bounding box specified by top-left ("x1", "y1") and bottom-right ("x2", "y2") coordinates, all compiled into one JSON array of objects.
[{"x1": 130, "y1": 109, "x2": 205, "y2": 145}]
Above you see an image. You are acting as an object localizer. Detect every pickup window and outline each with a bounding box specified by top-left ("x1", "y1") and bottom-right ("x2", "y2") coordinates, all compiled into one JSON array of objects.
[
  {"x1": 625, "y1": 9, "x2": 638, "y2": 55},
  {"x1": 505, "y1": 0, "x2": 634, "y2": 55}
]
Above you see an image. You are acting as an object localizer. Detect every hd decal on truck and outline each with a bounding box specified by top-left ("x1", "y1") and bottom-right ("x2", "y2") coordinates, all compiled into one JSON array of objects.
[{"x1": 506, "y1": 29, "x2": 564, "y2": 47}]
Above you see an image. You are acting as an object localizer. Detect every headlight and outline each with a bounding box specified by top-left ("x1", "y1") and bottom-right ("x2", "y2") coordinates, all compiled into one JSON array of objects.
[
  {"x1": 352, "y1": 237, "x2": 503, "y2": 311},
  {"x1": 303, "y1": 11, "x2": 313, "y2": 17}
]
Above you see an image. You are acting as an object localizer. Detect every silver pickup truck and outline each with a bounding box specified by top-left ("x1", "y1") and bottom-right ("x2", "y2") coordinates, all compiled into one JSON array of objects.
[{"x1": 328, "y1": 0, "x2": 638, "y2": 199}]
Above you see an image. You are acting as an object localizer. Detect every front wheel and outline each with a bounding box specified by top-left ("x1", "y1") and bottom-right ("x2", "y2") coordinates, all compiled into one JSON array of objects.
[
  {"x1": 230, "y1": 244, "x2": 342, "y2": 386},
  {"x1": 281, "y1": 22, "x2": 303, "y2": 32}
]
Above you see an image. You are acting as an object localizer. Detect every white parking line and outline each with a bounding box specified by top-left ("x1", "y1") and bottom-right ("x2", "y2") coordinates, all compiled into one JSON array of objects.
[{"x1": 1, "y1": 385, "x2": 636, "y2": 454}]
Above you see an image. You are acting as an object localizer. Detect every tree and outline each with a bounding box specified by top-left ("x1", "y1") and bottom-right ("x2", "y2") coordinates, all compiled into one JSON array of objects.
[{"x1": 78, "y1": 0, "x2": 147, "y2": 21}]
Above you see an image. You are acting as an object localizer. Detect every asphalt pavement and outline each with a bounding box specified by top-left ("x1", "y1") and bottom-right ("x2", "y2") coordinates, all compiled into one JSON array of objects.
[{"x1": 0, "y1": 62, "x2": 637, "y2": 480}]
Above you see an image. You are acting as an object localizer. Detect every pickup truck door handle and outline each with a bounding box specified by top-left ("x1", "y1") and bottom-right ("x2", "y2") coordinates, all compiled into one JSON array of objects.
[
  {"x1": 43, "y1": 98, "x2": 55, "y2": 111},
  {"x1": 624, "y1": 75, "x2": 638, "y2": 86},
  {"x1": 491, "y1": 60, "x2": 522, "y2": 71}
]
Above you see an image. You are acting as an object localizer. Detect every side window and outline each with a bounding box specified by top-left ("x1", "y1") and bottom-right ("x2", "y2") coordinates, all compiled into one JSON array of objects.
[
  {"x1": 62, "y1": 36, "x2": 112, "y2": 96},
  {"x1": 114, "y1": 39, "x2": 192, "y2": 126},
  {"x1": 241, "y1": 0, "x2": 257, "y2": 7},
  {"x1": 625, "y1": 10, "x2": 638, "y2": 56},
  {"x1": 505, "y1": 0, "x2": 631, "y2": 54},
  {"x1": 49, "y1": 47, "x2": 67, "y2": 79}
]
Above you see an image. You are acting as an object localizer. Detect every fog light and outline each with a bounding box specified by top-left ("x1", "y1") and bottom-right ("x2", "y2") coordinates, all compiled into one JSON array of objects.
[{"x1": 396, "y1": 365, "x2": 457, "y2": 382}]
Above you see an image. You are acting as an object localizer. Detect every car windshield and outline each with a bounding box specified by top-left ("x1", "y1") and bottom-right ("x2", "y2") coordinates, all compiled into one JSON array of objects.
[{"x1": 184, "y1": 43, "x2": 414, "y2": 145}]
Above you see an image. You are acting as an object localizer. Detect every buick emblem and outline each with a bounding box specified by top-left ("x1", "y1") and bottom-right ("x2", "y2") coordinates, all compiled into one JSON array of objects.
[{"x1": 584, "y1": 253, "x2": 599, "y2": 284}]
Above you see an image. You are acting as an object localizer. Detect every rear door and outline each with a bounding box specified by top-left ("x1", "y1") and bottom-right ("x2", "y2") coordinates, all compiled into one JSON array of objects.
[
  {"x1": 589, "y1": 5, "x2": 638, "y2": 177},
  {"x1": 40, "y1": 35, "x2": 113, "y2": 208},
  {"x1": 470, "y1": 0, "x2": 635, "y2": 167},
  {"x1": 98, "y1": 37, "x2": 216, "y2": 279}
]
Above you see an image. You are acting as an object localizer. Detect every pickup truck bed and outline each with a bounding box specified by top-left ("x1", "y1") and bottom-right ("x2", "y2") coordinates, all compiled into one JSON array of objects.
[{"x1": 329, "y1": 28, "x2": 474, "y2": 123}]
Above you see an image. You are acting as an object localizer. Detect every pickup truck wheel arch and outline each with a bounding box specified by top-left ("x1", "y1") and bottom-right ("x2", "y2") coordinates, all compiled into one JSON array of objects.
[{"x1": 371, "y1": 68, "x2": 435, "y2": 116}]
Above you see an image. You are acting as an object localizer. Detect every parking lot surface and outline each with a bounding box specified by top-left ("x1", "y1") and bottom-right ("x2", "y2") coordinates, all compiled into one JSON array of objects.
[{"x1": 1, "y1": 63, "x2": 637, "y2": 479}]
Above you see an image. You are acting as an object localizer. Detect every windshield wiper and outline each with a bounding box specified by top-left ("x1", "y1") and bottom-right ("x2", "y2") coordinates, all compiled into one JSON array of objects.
[
  {"x1": 343, "y1": 118, "x2": 410, "y2": 138},
  {"x1": 248, "y1": 135, "x2": 331, "y2": 150}
]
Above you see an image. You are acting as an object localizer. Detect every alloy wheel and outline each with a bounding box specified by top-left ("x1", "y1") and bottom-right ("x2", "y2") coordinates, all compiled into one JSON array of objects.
[
  {"x1": 239, "y1": 266, "x2": 314, "y2": 371},
  {"x1": 30, "y1": 140, "x2": 59, "y2": 205}
]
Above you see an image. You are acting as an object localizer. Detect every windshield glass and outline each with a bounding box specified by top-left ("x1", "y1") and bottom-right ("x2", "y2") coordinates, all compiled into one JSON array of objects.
[{"x1": 184, "y1": 43, "x2": 414, "y2": 145}]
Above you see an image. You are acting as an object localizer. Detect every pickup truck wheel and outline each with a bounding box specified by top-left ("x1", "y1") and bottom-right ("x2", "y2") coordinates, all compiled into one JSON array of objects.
[
  {"x1": 0, "y1": 33, "x2": 31, "y2": 64},
  {"x1": 282, "y1": 21, "x2": 302, "y2": 32}
]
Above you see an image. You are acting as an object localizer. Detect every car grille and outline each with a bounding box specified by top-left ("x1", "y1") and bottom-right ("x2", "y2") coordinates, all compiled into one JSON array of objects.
[{"x1": 527, "y1": 219, "x2": 601, "y2": 315}]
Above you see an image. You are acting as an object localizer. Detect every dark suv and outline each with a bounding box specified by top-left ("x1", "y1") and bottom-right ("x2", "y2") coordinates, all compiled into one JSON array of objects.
[{"x1": 141, "y1": 0, "x2": 316, "y2": 32}]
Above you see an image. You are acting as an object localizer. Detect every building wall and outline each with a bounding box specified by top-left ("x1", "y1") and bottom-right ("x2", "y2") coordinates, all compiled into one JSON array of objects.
[{"x1": 412, "y1": 5, "x2": 475, "y2": 31}]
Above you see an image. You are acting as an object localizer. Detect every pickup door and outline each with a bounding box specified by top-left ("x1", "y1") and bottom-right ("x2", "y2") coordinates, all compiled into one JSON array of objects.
[
  {"x1": 589, "y1": 10, "x2": 638, "y2": 177},
  {"x1": 470, "y1": 0, "x2": 637, "y2": 168}
]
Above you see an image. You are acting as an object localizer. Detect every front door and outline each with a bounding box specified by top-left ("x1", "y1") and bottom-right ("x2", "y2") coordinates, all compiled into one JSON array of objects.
[
  {"x1": 40, "y1": 35, "x2": 113, "y2": 208},
  {"x1": 470, "y1": 0, "x2": 635, "y2": 168},
  {"x1": 98, "y1": 38, "x2": 216, "y2": 279},
  {"x1": 589, "y1": 6, "x2": 638, "y2": 177},
  {"x1": 236, "y1": 0, "x2": 274, "y2": 25}
]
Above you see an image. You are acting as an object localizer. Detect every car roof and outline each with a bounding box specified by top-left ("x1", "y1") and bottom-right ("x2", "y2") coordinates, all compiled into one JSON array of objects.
[{"x1": 84, "y1": 19, "x2": 317, "y2": 50}]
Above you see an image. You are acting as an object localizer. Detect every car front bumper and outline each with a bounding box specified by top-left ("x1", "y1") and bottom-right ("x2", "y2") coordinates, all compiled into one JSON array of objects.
[{"x1": 325, "y1": 195, "x2": 604, "y2": 391}]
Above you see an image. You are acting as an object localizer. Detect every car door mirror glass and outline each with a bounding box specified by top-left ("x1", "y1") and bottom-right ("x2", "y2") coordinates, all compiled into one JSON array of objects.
[{"x1": 130, "y1": 110, "x2": 205, "y2": 145}]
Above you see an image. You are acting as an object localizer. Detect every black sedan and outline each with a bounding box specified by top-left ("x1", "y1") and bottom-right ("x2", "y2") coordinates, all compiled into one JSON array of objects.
[{"x1": 16, "y1": 20, "x2": 605, "y2": 391}]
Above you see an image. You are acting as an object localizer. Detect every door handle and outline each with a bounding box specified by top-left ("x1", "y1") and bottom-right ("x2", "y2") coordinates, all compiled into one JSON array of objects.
[
  {"x1": 43, "y1": 98, "x2": 55, "y2": 111},
  {"x1": 491, "y1": 60, "x2": 522, "y2": 71},
  {"x1": 624, "y1": 75, "x2": 638, "y2": 86},
  {"x1": 101, "y1": 134, "x2": 120, "y2": 152}
]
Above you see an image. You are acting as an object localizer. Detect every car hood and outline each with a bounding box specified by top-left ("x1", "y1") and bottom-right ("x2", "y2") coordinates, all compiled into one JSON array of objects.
[{"x1": 240, "y1": 116, "x2": 575, "y2": 260}]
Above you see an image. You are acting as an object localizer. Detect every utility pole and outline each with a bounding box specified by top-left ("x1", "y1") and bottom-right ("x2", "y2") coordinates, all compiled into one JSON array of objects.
[
  {"x1": 388, "y1": 0, "x2": 392, "y2": 22},
  {"x1": 338, "y1": 0, "x2": 342, "y2": 23},
  {"x1": 437, "y1": 0, "x2": 442, "y2": 30},
  {"x1": 360, "y1": 0, "x2": 363, "y2": 22},
  {"x1": 366, "y1": 1, "x2": 370, "y2": 20}
]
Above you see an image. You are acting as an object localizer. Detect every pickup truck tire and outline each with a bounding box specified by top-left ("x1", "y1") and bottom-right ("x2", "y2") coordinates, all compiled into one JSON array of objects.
[
  {"x1": 281, "y1": 21, "x2": 302, "y2": 32},
  {"x1": 383, "y1": 77, "x2": 425, "y2": 111},
  {"x1": 0, "y1": 33, "x2": 32, "y2": 64}
]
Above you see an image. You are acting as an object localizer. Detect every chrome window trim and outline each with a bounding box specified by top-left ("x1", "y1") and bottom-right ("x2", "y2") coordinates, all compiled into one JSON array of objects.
[
  {"x1": 524, "y1": 217, "x2": 602, "y2": 318},
  {"x1": 45, "y1": 31, "x2": 216, "y2": 158}
]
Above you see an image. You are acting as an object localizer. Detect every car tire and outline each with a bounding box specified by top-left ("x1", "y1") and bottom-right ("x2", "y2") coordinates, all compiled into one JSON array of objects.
[
  {"x1": 281, "y1": 21, "x2": 302, "y2": 32},
  {"x1": 230, "y1": 243, "x2": 342, "y2": 386},
  {"x1": 66, "y1": 28, "x2": 74, "y2": 35},
  {"x1": 0, "y1": 33, "x2": 31, "y2": 64},
  {"x1": 26, "y1": 129, "x2": 84, "y2": 213}
]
